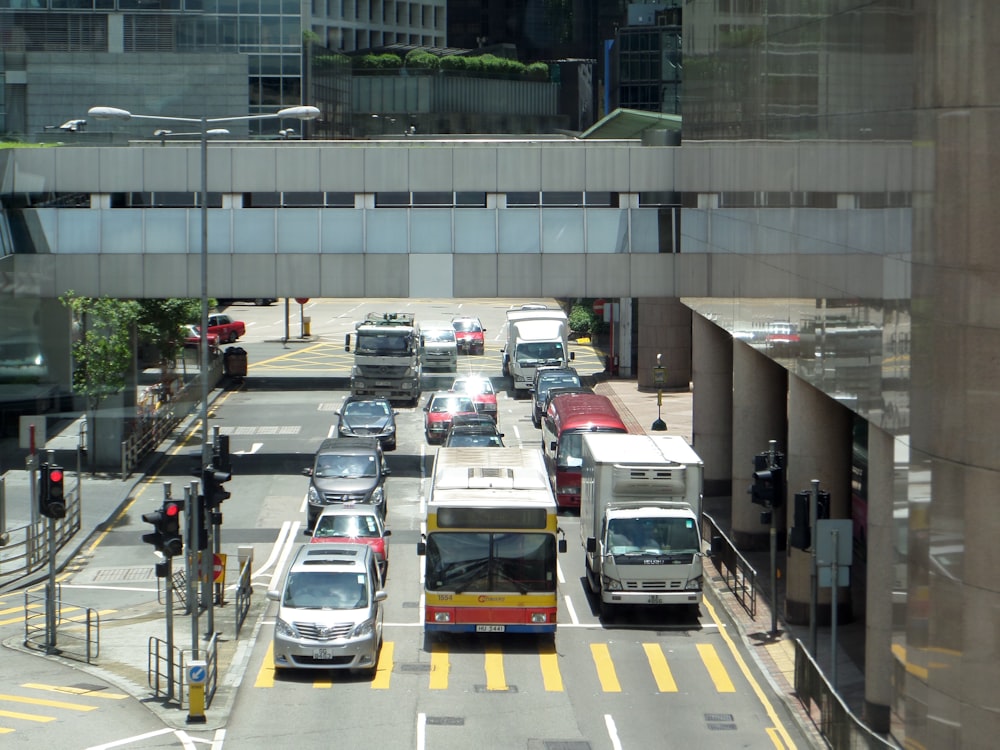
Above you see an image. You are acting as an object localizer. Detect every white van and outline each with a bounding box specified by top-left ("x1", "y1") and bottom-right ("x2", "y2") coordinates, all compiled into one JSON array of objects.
[{"x1": 419, "y1": 319, "x2": 458, "y2": 371}]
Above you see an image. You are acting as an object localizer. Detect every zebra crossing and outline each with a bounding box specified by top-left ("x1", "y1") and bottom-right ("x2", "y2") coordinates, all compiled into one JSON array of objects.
[
  {"x1": 252, "y1": 638, "x2": 742, "y2": 694},
  {"x1": 0, "y1": 683, "x2": 128, "y2": 735}
]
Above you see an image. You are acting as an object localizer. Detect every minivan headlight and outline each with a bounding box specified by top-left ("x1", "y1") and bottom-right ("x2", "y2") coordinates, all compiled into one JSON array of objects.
[
  {"x1": 352, "y1": 619, "x2": 375, "y2": 638},
  {"x1": 307, "y1": 485, "x2": 322, "y2": 503},
  {"x1": 275, "y1": 617, "x2": 299, "y2": 638},
  {"x1": 370, "y1": 485, "x2": 385, "y2": 503}
]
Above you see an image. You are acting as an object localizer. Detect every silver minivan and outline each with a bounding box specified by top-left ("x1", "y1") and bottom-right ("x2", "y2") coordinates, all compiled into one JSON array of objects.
[
  {"x1": 267, "y1": 543, "x2": 386, "y2": 677},
  {"x1": 419, "y1": 319, "x2": 458, "y2": 371}
]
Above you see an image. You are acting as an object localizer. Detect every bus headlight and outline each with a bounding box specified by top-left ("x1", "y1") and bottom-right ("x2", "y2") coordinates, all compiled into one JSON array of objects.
[
  {"x1": 434, "y1": 612, "x2": 451, "y2": 623},
  {"x1": 530, "y1": 613, "x2": 549, "y2": 623}
]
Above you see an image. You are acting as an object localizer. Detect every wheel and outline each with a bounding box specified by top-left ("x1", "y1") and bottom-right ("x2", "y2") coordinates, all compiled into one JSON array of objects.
[{"x1": 228, "y1": 332, "x2": 238, "y2": 343}]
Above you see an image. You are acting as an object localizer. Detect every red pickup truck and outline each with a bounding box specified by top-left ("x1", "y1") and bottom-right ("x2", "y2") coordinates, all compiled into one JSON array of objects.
[{"x1": 206, "y1": 314, "x2": 246, "y2": 343}]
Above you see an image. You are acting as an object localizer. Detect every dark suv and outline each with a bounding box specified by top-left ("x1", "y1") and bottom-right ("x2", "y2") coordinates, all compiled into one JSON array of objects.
[
  {"x1": 303, "y1": 438, "x2": 390, "y2": 529},
  {"x1": 530, "y1": 366, "x2": 582, "y2": 428}
]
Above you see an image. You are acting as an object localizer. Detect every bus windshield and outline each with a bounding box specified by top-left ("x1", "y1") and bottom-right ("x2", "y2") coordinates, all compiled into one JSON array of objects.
[{"x1": 425, "y1": 532, "x2": 556, "y2": 593}]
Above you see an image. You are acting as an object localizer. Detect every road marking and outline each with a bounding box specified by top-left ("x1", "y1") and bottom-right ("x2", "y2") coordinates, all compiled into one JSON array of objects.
[
  {"x1": 539, "y1": 647, "x2": 563, "y2": 691},
  {"x1": 371, "y1": 641, "x2": 393, "y2": 689},
  {"x1": 22, "y1": 683, "x2": 127, "y2": 700},
  {"x1": 84, "y1": 727, "x2": 174, "y2": 749},
  {"x1": 484, "y1": 646, "x2": 507, "y2": 691},
  {"x1": 0, "y1": 708, "x2": 55, "y2": 722},
  {"x1": 429, "y1": 642, "x2": 448, "y2": 690},
  {"x1": 590, "y1": 643, "x2": 621, "y2": 692},
  {"x1": 643, "y1": 643, "x2": 678, "y2": 692},
  {"x1": 604, "y1": 714, "x2": 623, "y2": 750},
  {"x1": 254, "y1": 643, "x2": 275, "y2": 688},
  {"x1": 697, "y1": 643, "x2": 736, "y2": 692},
  {"x1": 0, "y1": 693, "x2": 99, "y2": 710}
]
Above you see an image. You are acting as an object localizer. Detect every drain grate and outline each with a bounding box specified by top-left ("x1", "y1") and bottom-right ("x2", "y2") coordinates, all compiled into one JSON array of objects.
[
  {"x1": 426, "y1": 716, "x2": 464, "y2": 726},
  {"x1": 705, "y1": 713, "x2": 734, "y2": 723},
  {"x1": 705, "y1": 712, "x2": 737, "y2": 731},
  {"x1": 474, "y1": 684, "x2": 518, "y2": 693},
  {"x1": 397, "y1": 663, "x2": 431, "y2": 673},
  {"x1": 93, "y1": 567, "x2": 157, "y2": 583},
  {"x1": 543, "y1": 743, "x2": 592, "y2": 750}
]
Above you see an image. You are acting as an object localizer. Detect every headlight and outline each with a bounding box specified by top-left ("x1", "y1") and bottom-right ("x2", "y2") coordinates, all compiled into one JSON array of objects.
[
  {"x1": 686, "y1": 575, "x2": 703, "y2": 591},
  {"x1": 602, "y1": 575, "x2": 623, "y2": 591},
  {"x1": 339, "y1": 423, "x2": 352, "y2": 435},
  {"x1": 307, "y1": 486, "x2": 321, "y2": 503},
  {"x1": 370, "y1": 485, "x2": 385, "y2": 503},
  {"x1": 275, "y1": 617, "x2": 298, "y2": 638},
  {"x1": 352, "y1": 619, "x2": 375, "y2": 638}
]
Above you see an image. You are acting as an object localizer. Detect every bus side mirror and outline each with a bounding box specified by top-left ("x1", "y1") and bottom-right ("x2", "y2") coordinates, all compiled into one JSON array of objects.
[
  {"x1": 586, "y1": 537, "x2": 596, "y2": 553},
  {"x1": 558, "y1": 539, "x2": 567, "y2": 553},
  {"x1": 416, "y1": 541, "x2": 426, "y2": 556}
]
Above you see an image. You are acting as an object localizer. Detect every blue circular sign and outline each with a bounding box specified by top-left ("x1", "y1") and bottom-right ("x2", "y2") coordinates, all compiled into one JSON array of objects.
[{"x1": 188, "y1": 664, "x2": 206, "y2": 684}]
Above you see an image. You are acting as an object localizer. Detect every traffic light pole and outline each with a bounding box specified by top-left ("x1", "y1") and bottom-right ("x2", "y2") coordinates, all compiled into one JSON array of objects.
[
  {"x1": 44, "y1": 449, "x2": 58, "y2": 654},
  {"x1": 767, "y1": 440, "x2": 778, "y2": 635},
  {"x1": 809, "y1": 478, "x2": 820, "y2": 656},
  {"x1": 162, "y1": 483, "x2": 176, "y2": 702},
  {"x1": 188, "y1": 482, "x2": 199, "y2": 660}
]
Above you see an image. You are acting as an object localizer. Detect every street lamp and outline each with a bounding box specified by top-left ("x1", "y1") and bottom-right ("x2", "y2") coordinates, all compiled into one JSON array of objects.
[{"x1": 87, "y1": 105, "x2": 320, "y2": 469}]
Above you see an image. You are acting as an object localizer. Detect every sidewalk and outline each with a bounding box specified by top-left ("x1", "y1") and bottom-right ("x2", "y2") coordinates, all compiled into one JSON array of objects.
[
  {"x1": 595, "y1": 377, "x2": 867, "y2": 741},
  {"x1": 1, "y1": 376, "x2": 863, "y2": 740}
]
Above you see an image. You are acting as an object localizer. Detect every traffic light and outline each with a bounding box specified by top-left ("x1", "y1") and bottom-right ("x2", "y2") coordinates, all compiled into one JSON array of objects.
[
  {"x1": 750, "y1": 453, "x2": 784, "y2": 508},
  {"x1": 160, "y1": 499, "x2": 184, "y2": 557},
  {"x1": 141, "y1": 499, "x2": 185, "y2": 556},
  {"x1": 789, "y1": 490, "x2": 831, "y2": 550},
  {"x1": 39, "y1": 463, "x2": 67, "y2": 519},
  {"x1": 213, "y1": 434, "x2": 231, "y2": 474},
  {"x1": 202, "y1": 467, "x2": 232, "y2": 510}
]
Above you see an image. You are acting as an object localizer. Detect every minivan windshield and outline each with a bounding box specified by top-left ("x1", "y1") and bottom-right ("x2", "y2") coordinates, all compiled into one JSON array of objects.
[{"x1": 282, "y1": 571, "x2": 368, "y2": 609}]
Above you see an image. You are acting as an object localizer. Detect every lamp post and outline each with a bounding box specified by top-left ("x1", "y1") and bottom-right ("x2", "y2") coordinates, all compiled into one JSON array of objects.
[{"x1": 87, "y1": 105, "x2": 320, "y2": 469}]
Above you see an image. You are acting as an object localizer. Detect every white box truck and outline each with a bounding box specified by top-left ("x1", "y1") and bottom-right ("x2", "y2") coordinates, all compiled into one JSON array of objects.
[
  {"x1": 501, "y1": 306, "x2": 574, "y2": 392},
  {"x1": 580, "y1": 433, "x2": 704, "y2": 616}
]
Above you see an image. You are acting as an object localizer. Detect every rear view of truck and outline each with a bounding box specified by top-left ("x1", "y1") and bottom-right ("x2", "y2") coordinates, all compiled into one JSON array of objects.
[{"x1": 580, "y1": 433, "x2": 704, "y2": 617}]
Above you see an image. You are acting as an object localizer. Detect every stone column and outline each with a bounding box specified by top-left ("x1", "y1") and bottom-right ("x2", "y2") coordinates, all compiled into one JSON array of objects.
[
  {"x1": 863, "y1": 423, "x2": 894, "y2": 732},
  {"x1": 637, "y1": 297, "x2": 691, "y2": 389},
  {"x1": 784, "y1": 376, "x2": 853, "y2": 624},
  {"x1": 692, "y1": 314, "x2": 732, "y2": 497},
  {"x1": 731, "y1": 343, "x2": 787, "y2": 549}
]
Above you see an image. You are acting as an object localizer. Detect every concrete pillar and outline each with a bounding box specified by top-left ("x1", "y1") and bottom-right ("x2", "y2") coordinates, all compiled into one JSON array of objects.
[
  {"x1": 784, "y1": 376, "x2": 853, "y2": 624},
  {"x1": 731, "y1": 343, "x2": 787, "y2": 549},
  {"x1": 863, "y1": 423, "x2": 894, "y2": 732},
  {"x1": 692, "y1": 314, "x2": 732, "y2": 497},
  {"x1": 637, "y1": 297, "x2": 691, "y2": 389}
]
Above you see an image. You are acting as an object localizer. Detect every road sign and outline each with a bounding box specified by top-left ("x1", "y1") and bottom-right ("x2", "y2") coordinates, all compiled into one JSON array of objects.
[
  {"x1": 592, "y1": 298, "x2": 605, "y2": 317},
  {"x1": 213, "y1": 553, "x2": 227, "y2": 584},
  {"x1": 295, "y1": 297, "x2": 309, "y2": 305},
  {"x1": 816, "y1": 519, "x2": 852, "y2": 587}
]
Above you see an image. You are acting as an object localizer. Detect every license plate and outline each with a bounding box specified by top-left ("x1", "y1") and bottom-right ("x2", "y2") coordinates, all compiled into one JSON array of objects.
[
  {"x1": 646, "y1": 595, "x2": 664, "y2": 605},
  {"x1": 476, "y1": 625, "x2": 505, "y2": 633},
  {"x1": 375, "y1": 380, "x2": 391, "y2": 387},
  {"x1": 314, "y1": 647, "x2": 333, "y2": 659}
]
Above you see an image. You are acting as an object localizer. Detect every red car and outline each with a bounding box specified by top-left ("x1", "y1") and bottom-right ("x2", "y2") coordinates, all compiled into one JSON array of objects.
[
  {"x1": 452, "y1": 316, "x2": 485, "y2": 355},
  {"x1": 183, "y1": 324, "x2": 220, "y2": 349},
  {"x1": 423, "y1": 391, "x2": 478, "y2": 444},
  {"x1": 450, "y1": 375, "x2": 498, "y2": 424},
  {"x1": 310, "y1": 505, "x2": 390, "y2": 577}
]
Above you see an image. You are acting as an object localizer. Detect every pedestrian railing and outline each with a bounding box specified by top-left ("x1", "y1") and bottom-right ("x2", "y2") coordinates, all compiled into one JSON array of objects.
[
  {"x1": 793, "y1": 639, "x2": 900, "y2": 748},
  {"x1": 149, "y1": 632, "x2": 218, "y2": 709},
  {"x1": 702, "y1": 512, "x2": 757, "y2": 618},
  {"x1": 23, "y1": 586, "x2": 100, "y2": 663},
  {"x1": 234, "y1": 558, "x2": 253, "y2": 638}
]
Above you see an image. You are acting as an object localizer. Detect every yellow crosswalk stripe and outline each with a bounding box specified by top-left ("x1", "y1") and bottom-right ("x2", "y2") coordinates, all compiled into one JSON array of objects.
[
  {"x1": 0, "y1": 709, "x2": 56, "y2": 723},
  {"x1": 539, "y1": 647, "x2": 563, "y2": 691},
  {"x1": 371, "y1": 642, "x2": 393, "y2": 689},
  {"x1": 696, "y1": 643, "x2": 736, "y2": 692},
  {"x1": 0, "y1": 693, "x2": 98, "y2": 711},
  {"x1": 590, "y1": 643, "x2": 621, "y2": 692},
  {"x1": 643, "y1": 643, "x2": 678, "y2": 692},
  {"x1": 21, "y1": 684, "x2": 127, "y2": 700},
  {"x1": 429, "y1": 642, "x2": 448, "y2": 690},
  {"x1": 255, "y1": 642, "x2": 276, "y2": 688},
  {"x1": 484, "y1": 646, "x2": 507, "y2": 691}
]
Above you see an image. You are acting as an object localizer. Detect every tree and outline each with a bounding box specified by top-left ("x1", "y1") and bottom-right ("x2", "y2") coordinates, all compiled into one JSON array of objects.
[
  {"x1": 136, "y1": 298, "x2": 204, "y2": 387},
  {"x1": 60, "y1": 292, "x2": 140, "y2": 412}
]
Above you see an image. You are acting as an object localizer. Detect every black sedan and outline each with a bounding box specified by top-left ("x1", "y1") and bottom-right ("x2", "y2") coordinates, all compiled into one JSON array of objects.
[{"x1": 336, "y1": 396, "x2": 398, "y2": 450}]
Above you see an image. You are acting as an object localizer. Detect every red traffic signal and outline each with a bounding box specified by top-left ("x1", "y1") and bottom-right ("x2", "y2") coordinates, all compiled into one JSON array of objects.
[{"x1": 39, "y1": 462, "x2": 67, "y2": 519}]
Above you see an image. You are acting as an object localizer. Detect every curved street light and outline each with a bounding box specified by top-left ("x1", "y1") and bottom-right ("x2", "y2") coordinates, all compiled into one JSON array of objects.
[{"x1": 87, "y1": 105, "x2": 321, "y2": 470}]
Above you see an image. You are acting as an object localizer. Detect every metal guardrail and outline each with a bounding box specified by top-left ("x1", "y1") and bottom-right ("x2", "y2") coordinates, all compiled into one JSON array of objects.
[
  {"x1": 120, "y1": 357, "x2": 223, "y2": 479},
  {"x1": 149, "y1": 633, "x2": 218, "y2": 709},
  {"x1": 23, "y1": 586, "x2": 100, "y2": 663},
  {"x1": 234, "y1": 557, "x2": 252, "y2": 638},
  {"x1": 794, "y1": 639, "x2": 899, "y2": 749},
  {"x1": 701, "y1": 512, "x2": 757, "y2": 619}
]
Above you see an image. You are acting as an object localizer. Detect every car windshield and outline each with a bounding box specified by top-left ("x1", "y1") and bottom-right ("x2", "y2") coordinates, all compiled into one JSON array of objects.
[
  {"x1": 452, "y1": 319, "x2": 482, "y2": 332},
  {"x1": 446, "y1": 433, "x2": 504, "y2": 447},
  {"x1": 424, "y1": 329, "x2": 456, "y2": 343},
  {"x1": 282, "y1": 571, "x2": 368, "y2": 609},
  {"x1": 431, "y1": 396, "x2": 474, "y2": 413},
  {"x1": 344, "y1": 401, "x2": 390, "y2": 418},
  {"x1": 538, "y1": 374, "x2": 580, "y2": 394},
  {"x1": 314, "y1": 455, "x2": 377, "y2": 478},
  {"x1": 314, "y1": 514, "x2": 381, "y2": 539},
  {"x1": 453, "y1": 379, "x2": 493, "y2": 395}
]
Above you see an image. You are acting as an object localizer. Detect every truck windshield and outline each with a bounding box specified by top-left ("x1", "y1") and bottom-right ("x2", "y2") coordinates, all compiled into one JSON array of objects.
[
  {"x1": 357, "y1": 332, "x2": 412, "y2": 355},
  {"x1": 425, "y1": 532, "x2": 556, "y2": 593},
  {"x1": 514, "y1": 342, "x2": 565, "y2": 366},
  {"x1": 606, "y1": 517, "x2": 701, "y2": 556}
]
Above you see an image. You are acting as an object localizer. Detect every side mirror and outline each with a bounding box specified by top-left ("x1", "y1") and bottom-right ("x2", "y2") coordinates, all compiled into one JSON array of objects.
[
  {"x1": 266, "y1": 590, "x2": 280, "y2": 601},
  {"x1": 302, "y1": 467, "x2": 313, "y2": 477},
  {"x1": 416, "y1": 541, "x2": 426, "y2": 556},
  {"x1": 384, "y1": 529, "x2": 392, "y2": 537}
]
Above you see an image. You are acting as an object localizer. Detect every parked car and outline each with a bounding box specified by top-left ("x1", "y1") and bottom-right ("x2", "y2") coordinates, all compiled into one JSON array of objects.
[
  {"x1": 310, "y1": 504, "x2": 391, "y2": 578},
  {"x1": 444, "y1": 420, "x2": 505, "y2": 448},
  {"x1": 451, "y1": 315, "x2": 485, "y2": 355},
  {"x1": 422, "y1": 391, "x2": 478, "y2": 444},
  {"x1": 217, "y1": 298, "x2": 276, "y2": 306},
  {"x1": 266, "y1": 543, "x2": 386, "y2": 677},
  {"x1": 450, "y1": 375, "x2": 498, "y2": 424},
  {"x1": 302, "y1": 437, "x2": 389, "y2": 529},
  {"x1": 336, "y1": 396, "x2": 398, "y2": 450},
  {"x1": 205, "y1": 313, "x2": 246, "y2": 343},
  {"x1": 530, "y1": 366, "x2": 582, "y2": 428},
  {"x1": 182, "y1": 324, "x2": 220, "y2": 350},
  {"x1": 419, "y1": 320, "x2": 458, "y2": 371}
]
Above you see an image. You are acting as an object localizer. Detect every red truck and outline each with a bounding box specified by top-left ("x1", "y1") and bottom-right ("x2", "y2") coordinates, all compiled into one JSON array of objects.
[{"x1": 206, "y1": 313, "x2": 246, "y2": 343}]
